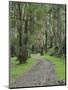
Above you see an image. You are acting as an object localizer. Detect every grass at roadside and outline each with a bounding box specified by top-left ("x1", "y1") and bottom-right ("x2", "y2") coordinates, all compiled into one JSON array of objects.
[
  {"x1": 10, "y1": 57, "x2": 37, "y2": 80},
  {"x1": 43, "y1": 54, "x2": 65, "y2": 80},
  {"x1": 10, "y1": 54, "x2": 66, "y2": 81}
]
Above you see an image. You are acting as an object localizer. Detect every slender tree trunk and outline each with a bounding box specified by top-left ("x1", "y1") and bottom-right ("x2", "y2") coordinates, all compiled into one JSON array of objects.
[
  {"x1": 53, "y1": 9, "x2": 58, "y2": 55},
  {"x1": 45, "y1": 22, "x2": 48, "y2": 54},
  {"x1": 57, "y1": 8, "x2": 62, "y2": 56},
  {"x1": 45, "y1": 31, "x2": 47, "y2": 53},
  {"x1": 18, "y1": 3, "x2": 23, "y2": 64},
  {"x1": 22, "y1": 18, "x2": 28, "y2": 63},
  {"x1": 49, "y1": 13, "x2": 53, "y2": 48}
]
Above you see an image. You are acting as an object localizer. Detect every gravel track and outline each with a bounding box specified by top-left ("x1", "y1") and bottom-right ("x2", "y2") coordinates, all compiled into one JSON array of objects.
[{"x1": 10, "y1": 58, "x2": 58, "y2": 88}]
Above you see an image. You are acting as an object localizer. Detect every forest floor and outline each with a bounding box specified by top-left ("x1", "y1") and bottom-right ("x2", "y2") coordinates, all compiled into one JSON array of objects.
[{"x1": 10, "y1": 54, "x2": 65, "y2": 88}]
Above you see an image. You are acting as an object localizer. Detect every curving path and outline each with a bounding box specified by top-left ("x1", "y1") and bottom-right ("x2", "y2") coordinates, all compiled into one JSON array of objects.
[{"x1": 10, "y1": 55, "x2": 58, "y2": 88}]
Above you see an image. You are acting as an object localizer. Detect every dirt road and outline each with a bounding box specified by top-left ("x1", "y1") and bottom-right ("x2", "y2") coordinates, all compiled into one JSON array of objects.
[{"x1": 10, "y1": 57, "x2": 58, "y2": 88}]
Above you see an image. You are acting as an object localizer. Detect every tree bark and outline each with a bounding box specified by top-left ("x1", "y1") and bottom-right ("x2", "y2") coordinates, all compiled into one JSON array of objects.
[
  {"x1": 45, "y1": 22, "x2": 48, "y2": 54},
  {"x1": 57, "y1": 7, "x2": 62, "y2": 56}
]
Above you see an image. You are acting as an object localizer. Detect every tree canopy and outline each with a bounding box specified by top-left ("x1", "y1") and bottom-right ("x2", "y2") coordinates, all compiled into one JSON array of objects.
[{"x1": 9, "y1": 2, "x2": 66, "y2": 64}]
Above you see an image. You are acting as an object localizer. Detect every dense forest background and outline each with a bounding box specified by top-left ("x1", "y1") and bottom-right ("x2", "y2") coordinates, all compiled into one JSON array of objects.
[{"x1": 9, "y1": 2, "x2": 66, "y2": 64}]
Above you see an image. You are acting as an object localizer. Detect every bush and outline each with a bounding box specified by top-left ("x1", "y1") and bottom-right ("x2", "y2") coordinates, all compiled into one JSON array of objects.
[
  {"x1": 47, "y1": 48, "x2": 54, "y2": 56},
  {"x1": 40, "y1": 47, "x2": 44, "y2": 55}
]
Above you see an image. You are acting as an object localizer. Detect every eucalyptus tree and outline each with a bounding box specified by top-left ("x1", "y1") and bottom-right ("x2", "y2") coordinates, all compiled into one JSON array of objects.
[{"x1": 9, "y1": 2, "x2": 66, "y2": 62}]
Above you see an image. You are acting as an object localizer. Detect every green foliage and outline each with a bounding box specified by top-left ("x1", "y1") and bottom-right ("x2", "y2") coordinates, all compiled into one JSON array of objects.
[
  {"x1": 44, "y1": 54, "x2": 65, "y2": 80},
  {"x1": 40, "y1": 47, "x2": 44, "y2": 55},
  {"x1": 10, "y1": 2, "x2": 66, "y2": 64},
  {"x1": 47, "y1": 48, "x2": 54, "y2": 56}
]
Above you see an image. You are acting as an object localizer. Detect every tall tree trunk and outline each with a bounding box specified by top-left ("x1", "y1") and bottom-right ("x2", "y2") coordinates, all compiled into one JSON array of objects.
[
  {"x1": 22, "y1": 18, "x2": 28, "y2": 63},
  {"x1": 45, "y1": 30, "x2": 47, "y2": 53},
  {"x1": 57, "y1": 8, "x2": 62, "y2": 56},
  {"x1": 53, "y1": 9, "x2": 58, "y2": 55},
  {"x1": 18, "y1": 3, "x2": 23, "y2": 64},
  {"x1": 17, "y1": 3, "x2": 29, "y2": 64},
  {"x1": 49, "y1": 13, "x2": 53, "y2": 48},
  {"x1": 45, "y1": 22, "x2": 48, "y2": 54},
  {"x1": 21, "y1": 4, "x2": 29, "y2": 63}
]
